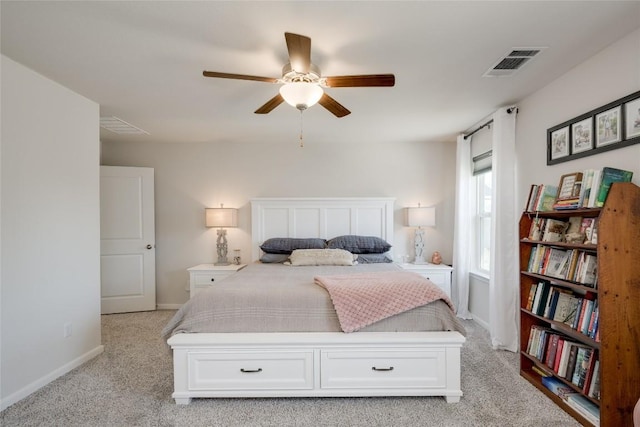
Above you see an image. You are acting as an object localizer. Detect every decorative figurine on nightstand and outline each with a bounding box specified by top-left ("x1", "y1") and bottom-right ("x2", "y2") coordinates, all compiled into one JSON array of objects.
[{"x1": 431, "y1": 251, "x2": 442, "y2": 265}]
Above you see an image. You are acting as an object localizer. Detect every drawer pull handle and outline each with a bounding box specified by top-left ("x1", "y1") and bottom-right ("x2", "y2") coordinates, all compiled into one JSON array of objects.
[
  {"x1": 240, "y1": 368, "x2": 262, "y2": 373},
  {"x1": 210, "y1": 278, "x2": 215, "y2": 282},
  {"x1": 372, "y1": 366, "x2": 394, "y2": 372}
]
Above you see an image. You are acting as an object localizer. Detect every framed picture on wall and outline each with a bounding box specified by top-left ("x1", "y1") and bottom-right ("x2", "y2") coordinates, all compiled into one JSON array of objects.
[
  {"x1": 596, "y1": 106, "x2": 621, "y2": 147},
  {"x1": 625, "y1": 97, "x2": 640, "y2": 139},
  {"x1": 550, "y1": 126, "x2": 569, "y2": 160},
  {"x1": 547, "y1": 90, "x2": 640, "y2": 165},
  {"x1": 571, "y1": 118, "x2": 593, "y2": 154}
]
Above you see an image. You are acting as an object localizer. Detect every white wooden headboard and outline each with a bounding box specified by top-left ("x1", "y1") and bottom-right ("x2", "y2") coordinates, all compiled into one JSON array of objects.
[{"x1": 250, "y1": 198, "x2": 395, "y2": 261}]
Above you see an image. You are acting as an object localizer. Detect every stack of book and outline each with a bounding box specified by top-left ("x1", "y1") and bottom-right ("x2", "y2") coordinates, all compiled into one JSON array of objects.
[
  {"x1": 527, "y1": 246, "x2": 598, "y2": 287},
  {"x1": 525, "y1": 282, "x2": 600, "y2": 340},
  {"x1": 540, "y1": 376, "x2": 600, "y2": 424},
  {"x1": 524, "y1": 167, "x2": 633, "y2": 212},
  {"x1": 525, "y1": 216, "x2": 598, "y2": 246},
  {"x1": 524, "y1": 184, "x2": 558, "y2": 212},
  {"x1": 528, "y1": 326, "x2": 601, "y2": 402}
]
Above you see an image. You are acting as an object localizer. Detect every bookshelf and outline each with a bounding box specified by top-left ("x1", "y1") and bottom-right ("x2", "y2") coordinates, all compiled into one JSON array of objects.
[{"x1": 519, "y1": 182, "x2": 640, "y2": 427}]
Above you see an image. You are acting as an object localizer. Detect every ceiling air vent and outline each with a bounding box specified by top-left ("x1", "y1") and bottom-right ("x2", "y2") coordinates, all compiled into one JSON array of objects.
[
  {"x1": 100, "y1": 116, "x2": 149, "y2": 134},
  {"x1": 483, "y1": 47, "x2": 545, "y2": 77}
]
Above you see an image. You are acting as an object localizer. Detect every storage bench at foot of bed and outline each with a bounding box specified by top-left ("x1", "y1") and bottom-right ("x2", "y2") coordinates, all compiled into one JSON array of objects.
[{"x1": 167, "y1": 331, "x2": 465, "y2": 404}]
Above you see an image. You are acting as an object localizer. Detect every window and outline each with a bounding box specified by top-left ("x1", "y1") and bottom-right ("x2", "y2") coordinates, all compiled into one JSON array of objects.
[{"x1": 475, "y1": 170, "x2": 492, "y2": 273}]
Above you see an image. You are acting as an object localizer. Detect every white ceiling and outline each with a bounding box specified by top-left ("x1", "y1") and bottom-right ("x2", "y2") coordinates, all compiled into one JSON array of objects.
[{"x1": 2, "y1": 1, "x2": 639, "y2": 146}]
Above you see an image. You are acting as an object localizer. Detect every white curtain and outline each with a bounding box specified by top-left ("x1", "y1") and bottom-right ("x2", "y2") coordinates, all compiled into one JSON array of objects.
[
  {"x1": 452, "y1": 134, "x2": 472, "y2": 319},
  {"x1": 489, "y1": 107, "x2": 519, "y2": 352}
]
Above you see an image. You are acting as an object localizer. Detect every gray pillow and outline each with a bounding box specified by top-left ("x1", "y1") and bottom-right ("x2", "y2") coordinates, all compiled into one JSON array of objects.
[
  {"x1": 259, "y1": 253, "x2": 290, "y2": 263},
  {"x1": 356, "y1": 253, "x2": 393, "y2": 264},
  {"x1": 327, "y1": 235, "x2": 392, "y2": 254},
  {"x1": 260, "y1": 237, "x2": 327, "y2": 255}
]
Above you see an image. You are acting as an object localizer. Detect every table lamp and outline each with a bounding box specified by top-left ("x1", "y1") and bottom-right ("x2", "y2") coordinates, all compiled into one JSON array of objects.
[
  {"x1": 406, "y1": 204, "x2": 436, "y2": 264},
  {"x1": 205, "y1": 204, "x2": 238, "y2": 265}
]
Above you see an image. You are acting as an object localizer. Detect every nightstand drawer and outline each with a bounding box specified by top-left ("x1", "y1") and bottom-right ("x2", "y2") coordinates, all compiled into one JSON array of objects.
[
  {"x1": 193, "y1": 272, "x2": 229, "y2": 286},
  {"x1": 417, "y1": 272, "x2": 446, "y2": 288},
  {"x1": 188, "y1": 264, "x2": 246, "y2": 299}
]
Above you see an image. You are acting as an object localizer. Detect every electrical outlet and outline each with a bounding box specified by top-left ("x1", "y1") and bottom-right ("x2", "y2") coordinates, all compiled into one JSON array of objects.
[{"x1": 64, "y1": 322, "x2": 72, "y2": 338}]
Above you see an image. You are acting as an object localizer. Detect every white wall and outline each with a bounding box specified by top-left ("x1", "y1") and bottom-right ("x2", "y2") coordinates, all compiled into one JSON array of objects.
[
  {"x1": 0, "y1": 56, "x2": 103, "y2": 409},
  {"x1": 466, "y1": 28, "x2": 640, "y2": 329},
  {"x1": 101, "y1": 138, "x2": 456, "y2": 306},
  {"x1": 517, "y1": 28, "x2": 640, "y2": 205}
]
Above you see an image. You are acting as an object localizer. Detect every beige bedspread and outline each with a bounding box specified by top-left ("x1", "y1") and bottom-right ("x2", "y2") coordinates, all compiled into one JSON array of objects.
[{"x1": 162, "y1": 262, "x2": 466, "y2": 338}]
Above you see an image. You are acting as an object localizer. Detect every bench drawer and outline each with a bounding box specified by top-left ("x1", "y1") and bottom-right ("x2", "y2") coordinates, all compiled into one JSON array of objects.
[
  {"x1": 188, "y1": 350, "x2": 314, "y2": 390},
  {"x1": 321, "y1": 348, "x2": 446, "y2": 389}
]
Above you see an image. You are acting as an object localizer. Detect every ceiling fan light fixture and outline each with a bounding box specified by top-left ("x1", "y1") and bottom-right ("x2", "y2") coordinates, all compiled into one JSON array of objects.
[{"x1": 279, "y1": 82, "x2": 323, "y2": 110}]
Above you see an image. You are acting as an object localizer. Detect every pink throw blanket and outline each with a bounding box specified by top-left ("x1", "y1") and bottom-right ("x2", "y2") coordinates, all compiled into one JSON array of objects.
[{"x1": 314, "y1": 271, "x2": 455, "y2": 333}]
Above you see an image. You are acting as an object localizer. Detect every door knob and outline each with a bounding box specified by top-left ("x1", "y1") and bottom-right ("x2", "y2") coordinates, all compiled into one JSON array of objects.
[{"x1": 146, "y1": 244, "x2": 153, "y2": 250}]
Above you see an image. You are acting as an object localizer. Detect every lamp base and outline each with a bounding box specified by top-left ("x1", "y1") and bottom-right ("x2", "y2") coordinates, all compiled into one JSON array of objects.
[{"x1": 215, "y1": 229, "x2": 230, "y2": 266}]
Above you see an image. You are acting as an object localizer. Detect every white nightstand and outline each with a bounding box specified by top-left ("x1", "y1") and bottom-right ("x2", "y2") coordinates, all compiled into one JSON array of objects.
[
  {"x1": 188, "y1": 264, "x2": 246, "y2": 298},
  {"x1": 398, "y1": 263, "x2": 453, "y2": 298}
]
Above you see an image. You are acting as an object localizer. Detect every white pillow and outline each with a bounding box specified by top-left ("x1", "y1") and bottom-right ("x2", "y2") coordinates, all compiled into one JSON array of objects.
[{"x1": 287, "y1": 249, "x2": 356, "y2": 266}]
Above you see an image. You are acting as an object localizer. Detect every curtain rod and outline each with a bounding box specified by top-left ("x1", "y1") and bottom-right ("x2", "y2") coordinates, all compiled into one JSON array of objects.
[
  {"x1": 463, "y1": 106, "x2": 518, "y2": 140},
  {"x1": 463, "y1": 119, "x2": 493, "y2": 140}
]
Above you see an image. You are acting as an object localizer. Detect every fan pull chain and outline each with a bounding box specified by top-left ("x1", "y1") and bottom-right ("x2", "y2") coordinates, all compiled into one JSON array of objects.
[{"x1": 299, "y1": 110, "x2": 304, "y2": 147}]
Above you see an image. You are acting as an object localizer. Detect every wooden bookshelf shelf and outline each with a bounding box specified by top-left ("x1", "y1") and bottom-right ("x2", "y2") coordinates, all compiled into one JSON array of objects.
[{"x1": 519, "y1": 182, "x2": 640, "y2": 427}]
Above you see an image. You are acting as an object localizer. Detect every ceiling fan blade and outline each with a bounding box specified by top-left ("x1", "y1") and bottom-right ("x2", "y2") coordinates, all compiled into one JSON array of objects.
[
  {"x1": 254, "y1": 94, "x2": 285, "y2": 114},
  {"x1": 203, "y1": 71, "x2": 278, "y2": 83},
  {"x1": 324, "y1": 74, "x2": 395, "y2": 88},
  {"x1": 284, "y1": 32, "x2": 311, "y2": 74},
  {"x1": 318, "y1": 93, "x2": 351, "y2": 118}
]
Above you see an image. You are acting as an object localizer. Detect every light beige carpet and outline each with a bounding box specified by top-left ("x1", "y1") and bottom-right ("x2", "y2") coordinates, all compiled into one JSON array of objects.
[{"x1": 1, "y1": 310, "x2": 579, "y2": 426}]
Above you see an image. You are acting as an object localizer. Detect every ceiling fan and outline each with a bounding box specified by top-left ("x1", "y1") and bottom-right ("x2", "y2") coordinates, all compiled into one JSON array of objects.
[{"x1": 203, "y1": 32, "x2": 395, "y2": 118}]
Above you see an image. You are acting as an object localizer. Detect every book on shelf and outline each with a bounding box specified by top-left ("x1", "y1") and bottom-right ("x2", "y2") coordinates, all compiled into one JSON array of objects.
[
  {"x1": 543, "y1": 248, "x2": 571, "y2": 278},
  {"x1": 595, "y1": 167, "x2": 633, "y2": 207},
  {"x1": 541, "y1": 375, "x2": 577, "y2": 401},
  {"x1": 525, "y1": 283, "x2": 538, "y2": 311},
  {"x1": 581, "y1": 350, "x2": 598, "y2": 394},
  {"x1": 587, "y1": 360, "x2": 600, "y2": 400},
  {"x1": 571, "y1": 346, "x2": 594, "y2": 388},
  {"x1": 566, "y1": 394, "x2": 600, "y2": 424},
  {"x1": 525, "y1": 184, "x2": 558, "y2": 212},
  {"x1": 553, "y1": 292, "x2": 581, "y2": 326},
  {"x1": 541, "y1": 219, "x2": 569, "y2": 242},
  {"x1": 546, "y1": 166, "x2": 633, "y2": 209}
]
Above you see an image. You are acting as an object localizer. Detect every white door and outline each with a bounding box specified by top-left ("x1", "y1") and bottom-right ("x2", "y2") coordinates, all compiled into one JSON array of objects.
[{"x1": 100, "y1": 166, "x2": 156, "y2": 314}]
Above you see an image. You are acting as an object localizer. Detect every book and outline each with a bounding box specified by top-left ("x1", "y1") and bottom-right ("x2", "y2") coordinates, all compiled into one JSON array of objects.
[
  {"x1": 541, "y1": 219, "x2": 568, "y2": 242},
  {"x1": 578, "y1": 169, "x2": 595, "y2": 207},
  {"x1": 543, "y1": 248, "x2": 570, "y2": 279},
  {"x1": 563, "y1": 342, "x2": 580, "y2": 380},
  {"x1": 595, "y1": 167, "x2": 633, "y2": 207},
  {"x1": 525, "y1": 283, "x2": 538, "y2": 311},
  {"x1": 586, "y1": 169, "x2": 602, "y2": 208},
  {"x1": 566, "y1": 394, "x2": 600, "y2": 424},
  {"x1": 582, "y1": 353, "x2": 598, "y2": 394},
  {"x1": 557, "y1": 341, "x2": 574, "y2": 377},
  {"x1": 527, "y1": 217, "x2": 545, "y2": 240},
  {"x1": 578, "y1": 254, "x2": 598, "y2": 286},
  {"x1": 534, "y1": 185, "x2": 558, "y2": 212},
  {"x1": 587, "y1": 360, "x2": 600, "y2": 399},
  {"x1": 541, "y1": 375, "x2": 577, "y2": 401},
  {"x1": 572, "y1": 346, "x2": 593, "y2": 388},
  {"x1": 553, "y1": 293, "x2": 580, "y2": 326},
  {"x1": 545, "y1": 333, "x2": 561, "y2": 369}
]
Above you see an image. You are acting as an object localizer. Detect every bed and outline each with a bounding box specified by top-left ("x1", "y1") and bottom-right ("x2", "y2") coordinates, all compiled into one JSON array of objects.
[{"x1": 164, "y1": 198, "x2": 466, "y2": 404}]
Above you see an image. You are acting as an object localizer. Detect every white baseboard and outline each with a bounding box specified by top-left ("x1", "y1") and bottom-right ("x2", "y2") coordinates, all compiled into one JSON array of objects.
[
  {"x1": 471, "y1": 314, "x2": 490, "y2": 331},
  {"x1": 1, "y1": 345, "x2": 104, "y2": 411},
  {"x1": 156, "y1": 303, "x2": 182, "y2": 310}
]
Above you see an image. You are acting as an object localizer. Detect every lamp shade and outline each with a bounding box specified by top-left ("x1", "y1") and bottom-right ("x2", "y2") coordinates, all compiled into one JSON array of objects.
[
  {"x1": 279, "y1": 82, "x2": 323, "y2": 109},
  {"x1": 205, "y1": 208, "x2": 238, "y2": 228},
  {"x1": 407, "y1": 206, "x2": 436, "y2": 227}
]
